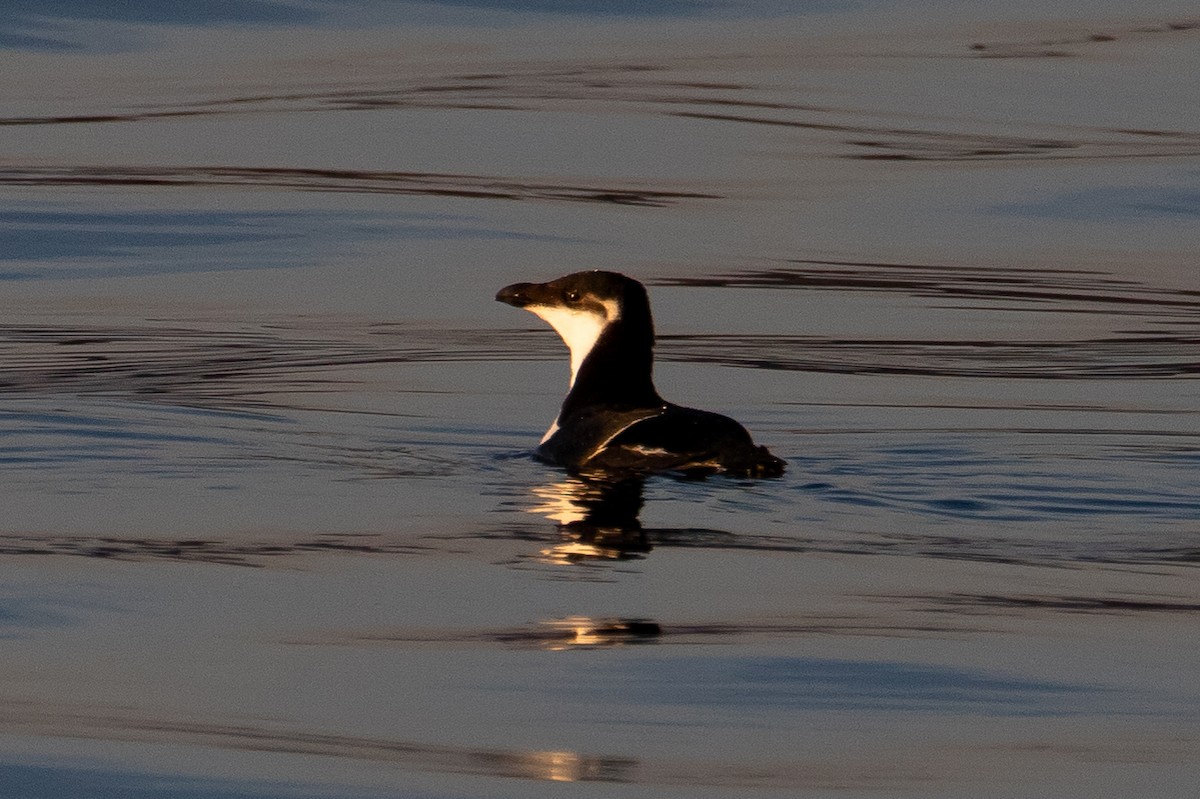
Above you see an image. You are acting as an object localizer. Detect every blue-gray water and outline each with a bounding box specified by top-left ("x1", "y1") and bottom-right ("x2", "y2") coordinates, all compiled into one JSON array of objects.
[{"x1": 1, "y1": 2, "x2": 1199, "y2": 797}]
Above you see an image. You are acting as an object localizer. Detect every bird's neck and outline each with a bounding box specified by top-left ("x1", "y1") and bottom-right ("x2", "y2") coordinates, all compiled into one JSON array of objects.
[{"x1": 559, "y1": 317, "x2": 662, "y2": 418}]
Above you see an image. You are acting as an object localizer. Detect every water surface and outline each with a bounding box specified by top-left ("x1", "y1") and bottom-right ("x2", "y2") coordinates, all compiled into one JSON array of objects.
[{"x1": 1, "y1": 1, "x2": 1198, "y2": 797}]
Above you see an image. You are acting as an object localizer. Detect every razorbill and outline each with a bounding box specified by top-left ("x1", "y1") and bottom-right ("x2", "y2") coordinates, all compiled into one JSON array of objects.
[{"x1": 496, "y1": 270, "x2": 785, "y2": 477}]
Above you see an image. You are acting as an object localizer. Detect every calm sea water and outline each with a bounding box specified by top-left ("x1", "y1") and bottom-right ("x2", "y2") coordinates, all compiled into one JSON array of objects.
[{"x1": 2, "y1": 2, "x2": 1199, "y2": 797}]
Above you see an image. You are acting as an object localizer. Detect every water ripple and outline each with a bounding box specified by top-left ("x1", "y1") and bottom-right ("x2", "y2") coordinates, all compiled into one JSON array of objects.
[
  {"x1": 967, "y1": 19, "x2": 1200, "y2": 60},
  {"x1": 661, "y1": 333, "x2": 1200, "y2": 378},
  {"x1": 0, "y1": 166, "x2": 717, "y2": 207},
  {"x1": 0, "y1": 323, "x2": 552, "y2": 406},
  {"x1": 5, "y1": 38, "x2": 1198, "y2": 166},
  {"x1": 4, "y1": 320, "x2": 1197, "y2": 416},
  {"x1": 656, "y1": 258, "x2": 1200, "y2": 318},
  {"x1": 0, "y1": 532, "x2": 432, "y2": 566}
]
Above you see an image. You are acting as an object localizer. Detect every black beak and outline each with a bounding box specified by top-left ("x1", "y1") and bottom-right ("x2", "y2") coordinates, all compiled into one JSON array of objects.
[{"x1": 496, "y1": 281, "x2": 536, "y2": 308}]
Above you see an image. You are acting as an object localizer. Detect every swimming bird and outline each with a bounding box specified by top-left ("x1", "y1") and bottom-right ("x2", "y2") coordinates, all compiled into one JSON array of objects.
[{"x1": 496, "y1": 270, "x2": 785, "y2": 477}]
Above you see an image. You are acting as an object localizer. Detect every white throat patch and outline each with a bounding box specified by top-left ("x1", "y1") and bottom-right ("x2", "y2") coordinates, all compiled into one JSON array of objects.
[{"x1": 527, "y1": 299, "x2": 620, "y2": 388}]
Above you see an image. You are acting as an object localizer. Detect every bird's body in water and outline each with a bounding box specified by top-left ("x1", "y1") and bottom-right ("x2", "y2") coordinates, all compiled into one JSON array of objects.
[{"x1": 496, "y1": 270, "x2": 785, "y2": 478}]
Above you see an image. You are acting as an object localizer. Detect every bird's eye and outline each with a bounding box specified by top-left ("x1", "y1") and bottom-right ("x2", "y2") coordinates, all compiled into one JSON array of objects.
[{"x1": 564, "y1": 289, "x2": 582, "y2": 304}]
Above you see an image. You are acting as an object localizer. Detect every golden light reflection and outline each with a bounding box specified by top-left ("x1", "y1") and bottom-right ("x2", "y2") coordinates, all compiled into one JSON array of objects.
[
  {"x1": 537, "y1": 539, "x2": 630, "y2": 565},
  {"x1": 526, "y1": 749, "x2": 586, "y2": 782},
  {"x1": 525, "y1": 476, "x2": 649, "y2": 565},
  {"x1": 536, "y1": 615, "x2": 662, "y2": 651},
  {"x1": 529, "y1": 479, "x2": 593, "y2": 525},
  {"x1": 506, "y1": 747, "x2": 635, "y2": 782}
]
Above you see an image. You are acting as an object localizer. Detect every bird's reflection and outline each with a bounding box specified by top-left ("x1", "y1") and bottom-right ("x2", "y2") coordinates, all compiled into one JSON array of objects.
[
  {"x1": 502, "y1": 747, "x2": 637, "y2": 782},
  {"x1": 525, "y1": 615, "x2": 663, "y2": 651},
  {"x1": 528, "y1": 474, "x2": 651, "y2": 564}
]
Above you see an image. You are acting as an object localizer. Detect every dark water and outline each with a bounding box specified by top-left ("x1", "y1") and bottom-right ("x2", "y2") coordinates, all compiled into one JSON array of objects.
[{"x1": 2, "y1": 2, "x2": 1199, "y2": 797}]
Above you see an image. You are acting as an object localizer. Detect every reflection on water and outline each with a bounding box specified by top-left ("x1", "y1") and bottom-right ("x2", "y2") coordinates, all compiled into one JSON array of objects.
[
  {"x1": 534, "y1": 534, "x2": 650, "y2": 566},
  {"x1": 528, "y1": 477, "x2": 645, "y2": 527},
  {"x1": 531, "y1": 617, "x2": 662, "y2": 650},
  {"x1": 508, "y1": 749, "x2": 634, "y2": 783},
  {"x1": 326, "y1": 612, "x2": 985, "y2": 650},
  {"x1": 528, "y1": 476, "x2": 650, "y2": 564},
  {"x1": 0, "y1": 702, "x2": 638, "y2": 785}
]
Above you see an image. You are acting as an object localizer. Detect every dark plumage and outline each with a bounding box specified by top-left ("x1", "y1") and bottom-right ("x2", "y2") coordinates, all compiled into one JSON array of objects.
[{"x1": 496, "y1": 270, "x2": 785, "y2": 478}]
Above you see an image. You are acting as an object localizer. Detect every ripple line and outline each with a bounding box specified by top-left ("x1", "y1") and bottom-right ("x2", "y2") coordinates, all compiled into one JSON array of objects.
[{"x1": 0, "y1": 165, "x2": 719, "y2": 207}]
